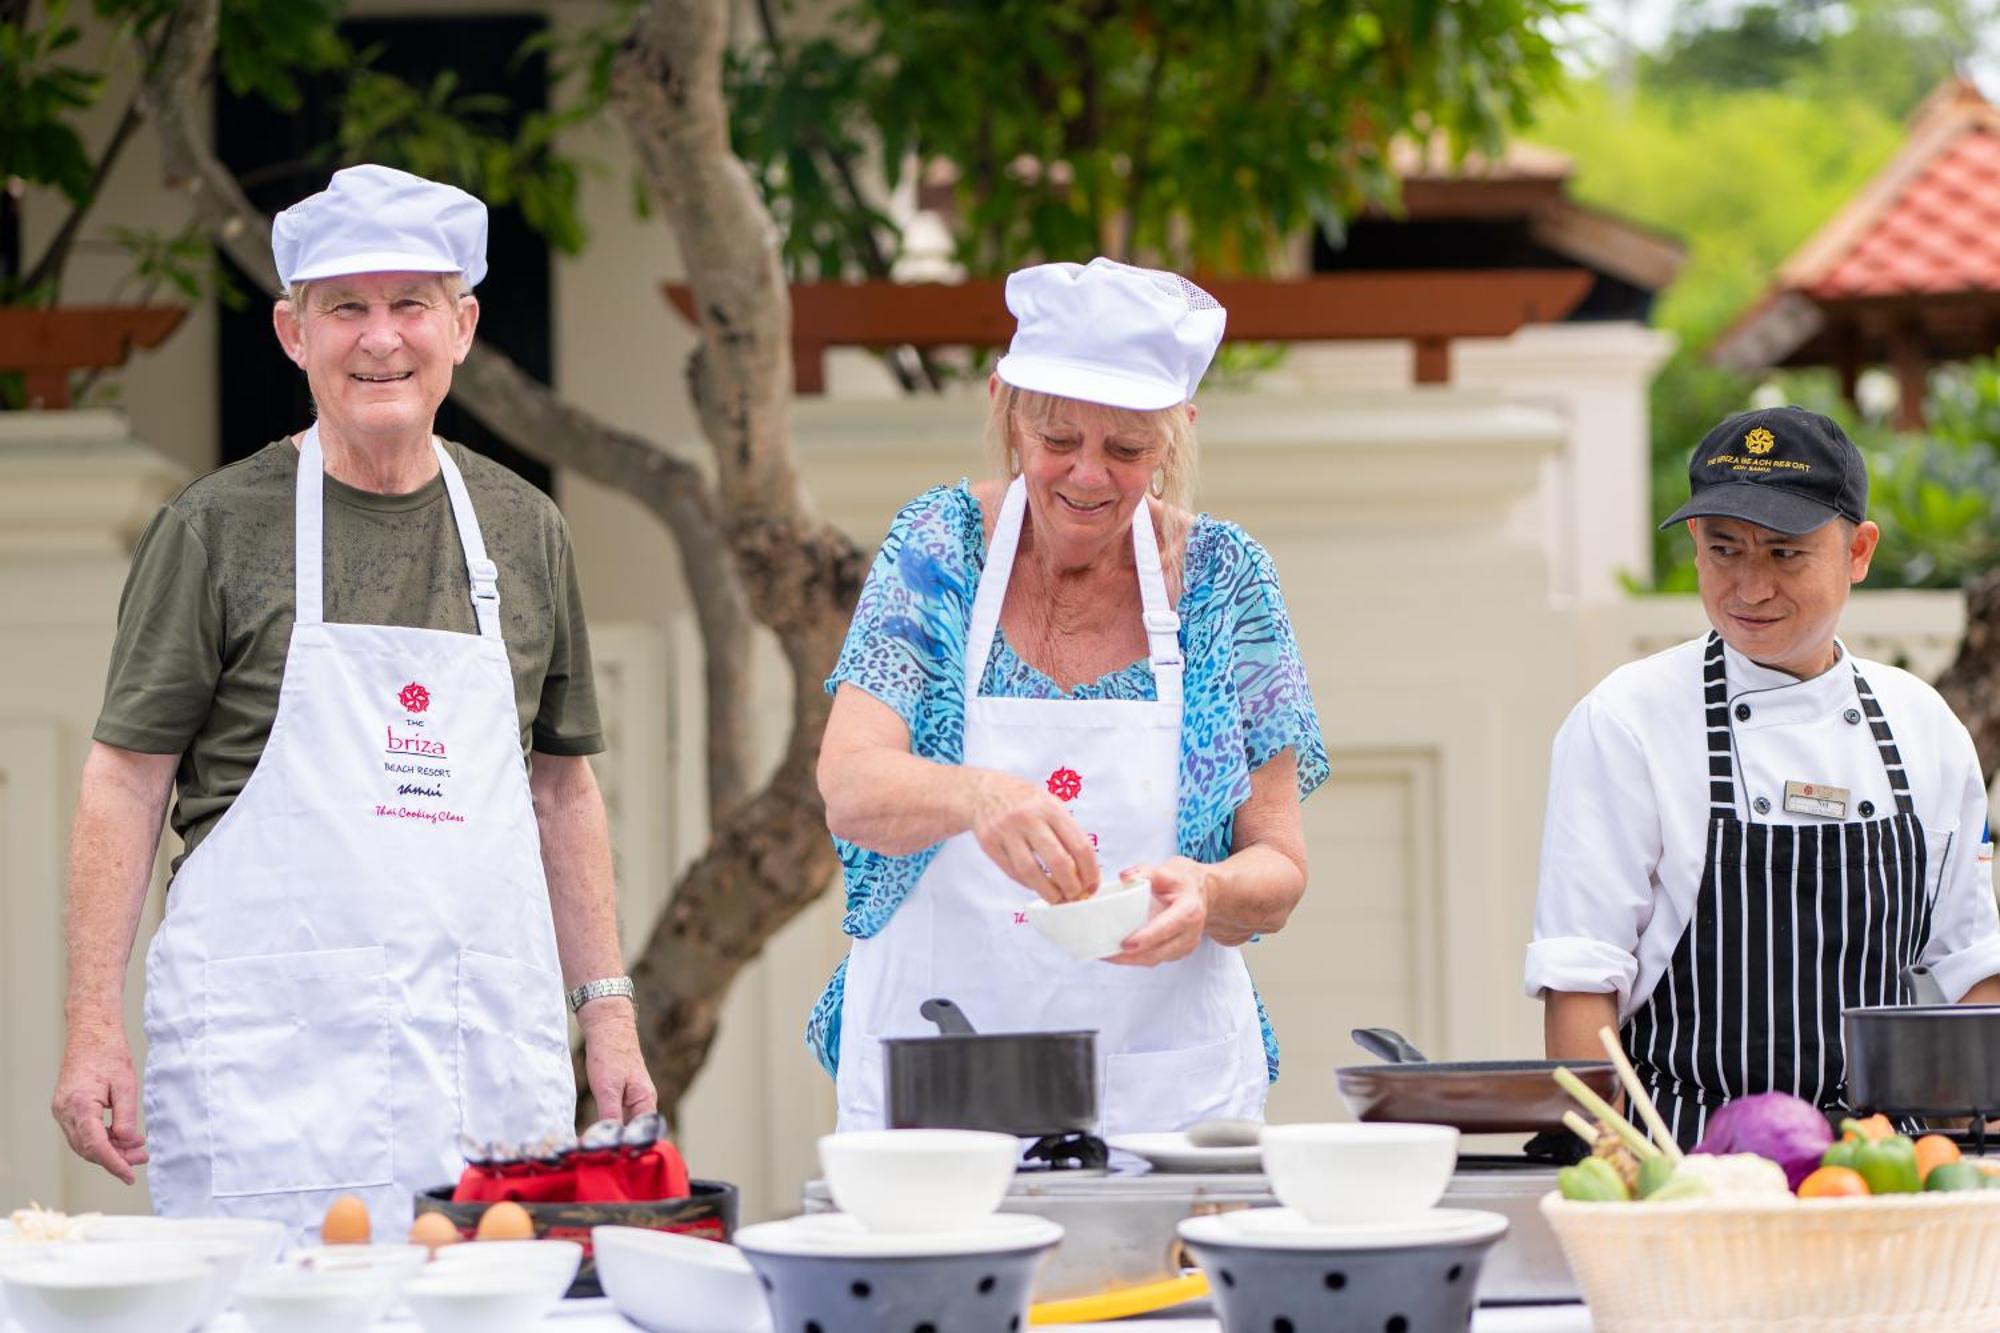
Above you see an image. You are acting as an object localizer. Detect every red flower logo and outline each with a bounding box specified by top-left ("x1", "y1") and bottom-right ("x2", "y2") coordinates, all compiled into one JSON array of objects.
[
  {"x1": 1046, "y1": 766, "x2": 1082, "y2": 802},
  {"x1": 399, "y1": 681, "x2": 431, "y2": 714}
]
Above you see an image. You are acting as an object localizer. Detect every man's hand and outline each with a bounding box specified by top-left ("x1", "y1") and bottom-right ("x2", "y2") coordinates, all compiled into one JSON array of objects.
[
  {"x1": 579, "y1": 998, "x2": 656, "y2": 1121},
  {"x1": 52, "y1": 1023, "x2": 149, "y2": 1185}
]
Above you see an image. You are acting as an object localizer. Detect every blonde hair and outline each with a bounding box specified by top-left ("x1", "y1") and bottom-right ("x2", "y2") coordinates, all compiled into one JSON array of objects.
[{"x1": 982, "y1": 382, "x2": 1199, "y2": 586}]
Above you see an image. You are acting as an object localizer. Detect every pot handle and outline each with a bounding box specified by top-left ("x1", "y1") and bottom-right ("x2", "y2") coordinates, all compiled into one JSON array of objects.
[
  {"x1": 1350, "y1": 1027, "x2": 1428, "y2": 1064},
  {"x1": 1902, "y1": 964, "x2": 1948, "y2": 1006},
  {"x1": 920, "y1": 997, "x2": 978, "y2": 1037}
]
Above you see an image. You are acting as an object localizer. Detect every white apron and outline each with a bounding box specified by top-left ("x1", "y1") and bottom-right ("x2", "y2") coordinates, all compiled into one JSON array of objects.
[
  {"x1": 835, "y1": 476, "x2": 1267, "y2": 1137},
  {"x1": 142, "y1": 427, "x2": 574, "y2": 1240}
]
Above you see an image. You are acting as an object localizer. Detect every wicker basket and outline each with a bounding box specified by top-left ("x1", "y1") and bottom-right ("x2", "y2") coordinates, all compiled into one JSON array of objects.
[{"x1": 1542, "y1": 1190, "x2": 2000, "y2": 1333}]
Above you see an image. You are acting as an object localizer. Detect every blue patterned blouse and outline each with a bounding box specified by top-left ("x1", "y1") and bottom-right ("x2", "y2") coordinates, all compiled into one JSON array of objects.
[{"x1": 806, "y1": 482, "x2": 1328, "y2": 1080}]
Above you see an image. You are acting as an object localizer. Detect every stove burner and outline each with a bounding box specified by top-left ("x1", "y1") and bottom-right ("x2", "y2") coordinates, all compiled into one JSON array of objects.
[{"x1": 1022, "y1": 1132, "x2": 1108, "y2": 1171}]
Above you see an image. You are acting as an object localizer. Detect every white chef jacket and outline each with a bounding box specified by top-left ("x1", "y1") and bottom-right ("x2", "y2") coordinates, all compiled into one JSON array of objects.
[{"x1": 1527, "y1": 635, "x2": 2000, "y2": 1016}]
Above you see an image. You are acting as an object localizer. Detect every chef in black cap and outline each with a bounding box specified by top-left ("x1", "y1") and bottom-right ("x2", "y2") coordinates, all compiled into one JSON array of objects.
[{"x1": 1527, "y1": 406, "x2": 2000, "y2": 1145}]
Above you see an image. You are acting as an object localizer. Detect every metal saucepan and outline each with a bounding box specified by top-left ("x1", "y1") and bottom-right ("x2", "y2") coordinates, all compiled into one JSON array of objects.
[
  {"x1": 1844, "y1": 965, "x2": 2000, "y2": 1117},
  {"x1": 880, "y1": 998, "x2": 1099, "y2": 1135},
  {"x1": 1334, "y1": 1026, "x2": 1620, "y2": 1133}
]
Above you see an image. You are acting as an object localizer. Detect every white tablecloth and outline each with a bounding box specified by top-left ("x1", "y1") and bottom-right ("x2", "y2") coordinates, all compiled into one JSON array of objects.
[{"x1": 37, "y1": 1297, "x2": 1593, "y2": 1332}]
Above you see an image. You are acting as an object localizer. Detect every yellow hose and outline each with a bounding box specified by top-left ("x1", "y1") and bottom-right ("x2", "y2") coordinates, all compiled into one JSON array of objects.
[{"x1": 1027, "y1": 1272, "x2": 1211, "y2": 1324}]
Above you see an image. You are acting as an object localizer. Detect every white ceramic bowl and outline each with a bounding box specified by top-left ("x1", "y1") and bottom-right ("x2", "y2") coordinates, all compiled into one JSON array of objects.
[
  {"x1": 234, "y1": 1267, "x2": 403, "y2": 1333},
  {"x1": 81, "y1": 1238, "x2": 256, "y2": 1328},
  {"x1": 290, "y1": 1241, "x2": 432, "y2": 1285},
  {"x1": 818, "y1": 1129, "x2": 1019, "y2": 1233},
  {"x1": 0, "y1": 1244, "x2": 65, "y2": 1326},
  {"x1": 402, "y1": 1269, "x2": 557, "y2": 1333},
  {"x1": 1, "y1": 1256, "x2": 210, "y2": 1333},
  {"x1": 82, "y1": 1214, "x2": 288, "y2": 1275},
  {"x1": 591, "y1": 1226, "x2": 770, "y2": 1333},
  {"x1": 1259, "y1": 1122, "x2": 1459, "y2": 1225},
  {"x1": 430, "y1": 1238, "x2": 581, "y2": 1306},
  {"x1": 1024, "y1": 876, "x2": 1151, "y2": 960}
]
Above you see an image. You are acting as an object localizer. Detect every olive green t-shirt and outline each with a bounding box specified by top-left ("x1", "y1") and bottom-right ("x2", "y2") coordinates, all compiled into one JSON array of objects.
[{"x1": 94, "y1": 438, "x2": 604, "y2": 870}]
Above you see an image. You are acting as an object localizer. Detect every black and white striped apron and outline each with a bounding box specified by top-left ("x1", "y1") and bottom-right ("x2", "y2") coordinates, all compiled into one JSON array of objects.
[{"x1": 1621, "y1": 633, "x2": 1935, "y2": 1148}]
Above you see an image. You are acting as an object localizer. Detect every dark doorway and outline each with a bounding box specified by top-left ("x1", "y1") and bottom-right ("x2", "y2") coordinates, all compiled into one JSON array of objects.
[{"x1": 213, "y1": 14, "x2": 553, "y2": 491}]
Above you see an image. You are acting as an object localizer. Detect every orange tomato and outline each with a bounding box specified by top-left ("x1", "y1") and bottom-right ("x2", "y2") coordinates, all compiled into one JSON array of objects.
[
  {"x1": 1798, "y1": 1165, "x2": 1871, "y2": 1198},
  {"x1": 1915, "y1": 1134, "x2": 1962, "y2": 1182},
  {"x1": 1844, "y1": 1114, "x2": 1895, "y2": 1143}
]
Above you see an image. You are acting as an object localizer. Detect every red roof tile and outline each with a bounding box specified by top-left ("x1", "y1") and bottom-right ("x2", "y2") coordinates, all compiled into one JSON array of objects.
[{"x1": 1809, "y1": 122, "x2": 2000, "y2": 298}]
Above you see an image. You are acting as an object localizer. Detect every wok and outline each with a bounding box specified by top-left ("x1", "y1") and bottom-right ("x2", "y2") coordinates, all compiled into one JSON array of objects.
[{"x1": 1335, "y1": 1027, "x2": 1619, "y2": 1133}]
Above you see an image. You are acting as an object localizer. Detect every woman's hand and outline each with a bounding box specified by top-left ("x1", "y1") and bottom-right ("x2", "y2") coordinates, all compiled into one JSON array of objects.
[
  {"x1": 1107, "y1": 857, "x2": 1212, "y2": 966},
  {"x1": 968, "y1": 769, "x2": 1101, "y2": 902}
]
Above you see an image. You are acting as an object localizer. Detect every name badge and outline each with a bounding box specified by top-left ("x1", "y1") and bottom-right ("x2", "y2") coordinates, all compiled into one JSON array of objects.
[{"x1": 1784, "y1": 780, "x2": 1849, "y2": 819}]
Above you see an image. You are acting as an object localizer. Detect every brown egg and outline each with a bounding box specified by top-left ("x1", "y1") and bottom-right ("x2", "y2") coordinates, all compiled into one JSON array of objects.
[
  {"x1": 409, "y1": 1211, "x2": 462, "y2": 1254},
  {"x1": 320, "y1": 1194, "x2": 371, "y2": 1245},
  {"x1": 474, "y1": 1200, "x2": 534, "y2": 1241}
]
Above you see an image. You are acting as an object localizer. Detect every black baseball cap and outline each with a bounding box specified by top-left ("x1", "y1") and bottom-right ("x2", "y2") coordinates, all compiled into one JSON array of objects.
[{"x1": 1659, "y1": 406, "x2": 1869, "y2": 535}]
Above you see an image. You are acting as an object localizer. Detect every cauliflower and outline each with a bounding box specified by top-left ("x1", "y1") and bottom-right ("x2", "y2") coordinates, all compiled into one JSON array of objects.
[{"x1": 1672, "y1": 1152, "x2": 1793, "y2": 1200}]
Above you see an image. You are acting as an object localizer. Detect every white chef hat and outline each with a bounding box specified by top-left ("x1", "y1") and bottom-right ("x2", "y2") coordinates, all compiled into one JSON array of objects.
[
  {"x1": 272, "y1": 164, "x2": 488, "y2": 290},
  {"x1": 995, "y1": 258, "x2": 1227, "y2": 410}
]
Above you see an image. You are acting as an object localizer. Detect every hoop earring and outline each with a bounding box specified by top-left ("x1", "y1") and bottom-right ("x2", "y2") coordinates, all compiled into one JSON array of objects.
[{"x1": 1150, "y1": 471, "x2": 1166, "y2": 498}]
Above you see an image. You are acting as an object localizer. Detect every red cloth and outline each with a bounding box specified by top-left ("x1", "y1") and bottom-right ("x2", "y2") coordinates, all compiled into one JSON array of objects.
[{"x1": 451, "y1": 1144, "x2": 691, "y2": 1204}]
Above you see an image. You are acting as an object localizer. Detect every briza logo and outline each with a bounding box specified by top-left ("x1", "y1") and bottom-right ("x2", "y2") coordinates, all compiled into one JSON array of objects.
[
  {"x1": 399, "y1": 681, "x2": 431, "y2": 713},
  {"x1": 1046, "y1": 766, "x2": 1082, "y2": 802},
  {"x1": 386, "y1": 727, "x2": 448, "y2": 757}
]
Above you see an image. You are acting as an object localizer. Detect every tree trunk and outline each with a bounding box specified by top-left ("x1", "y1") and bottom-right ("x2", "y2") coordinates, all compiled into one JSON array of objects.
[{"x1": 1938, "y1": 569, "x2": 2000, "y2": 780}]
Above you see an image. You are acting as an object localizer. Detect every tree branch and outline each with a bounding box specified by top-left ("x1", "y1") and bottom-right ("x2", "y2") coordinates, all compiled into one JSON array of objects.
[{"x1": 21, "y1": 93, "x2": 148, "y2": 301}]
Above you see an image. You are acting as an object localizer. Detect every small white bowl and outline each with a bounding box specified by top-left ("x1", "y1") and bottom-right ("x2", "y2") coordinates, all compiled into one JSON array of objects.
[
  {"x1": 403, "y1": 1269, "x2": 557, "y2": 1333},
  {"x1": 81, "y1": 1238, "x2": 256, "y2": 1328},
  {"x1": 591, "y1": 1226, "x2": 769, "y2": 1333},
  {"x1": 0, "y1": 1244, "x2": 66, "y2": 1326},
  {"x1": 82, "y1": 1214, "x2": 288, "y2": 1274},
  {"x1": 431, "y1": 1238, "x2": 581, "y2": 1305},
  {"x1": 235, "y1": 1267, "x2": 402, "y2": 1333},
  {"x1": 1260, "y1": 1122, "x2": 1459, "y2": 1225},
  {"x1": 1, "y1": 1256, "x2": 210, "y2": 1333},
  {"x1": 1024, "y1": 876, "x2": 1151, "y2": 960},
  {"x1": 818, "y1": 1129, "x2": 1019, "y2": 1233}
]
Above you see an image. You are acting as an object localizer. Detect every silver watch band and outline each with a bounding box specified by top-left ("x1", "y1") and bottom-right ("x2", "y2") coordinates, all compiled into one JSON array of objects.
[{"x1": 567, "y1": 975, "x2": 636, "y2": 1013}]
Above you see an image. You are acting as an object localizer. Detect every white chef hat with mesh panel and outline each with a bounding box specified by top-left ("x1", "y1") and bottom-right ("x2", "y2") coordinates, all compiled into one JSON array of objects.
[{"x1": 996, "y1": 258, "x2": 1227, "y2": 410}]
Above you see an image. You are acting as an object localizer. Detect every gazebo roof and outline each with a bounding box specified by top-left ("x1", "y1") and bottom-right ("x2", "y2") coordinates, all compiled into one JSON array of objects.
[{"x1": 1715, "y1": 79, "x2": 2000, "y2": 373}]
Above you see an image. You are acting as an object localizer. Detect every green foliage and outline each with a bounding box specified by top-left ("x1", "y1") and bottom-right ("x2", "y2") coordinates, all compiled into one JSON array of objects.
[
  {"x1": 333, "y1": 63, "x2": 591, "y2": 256},
  {"x1": 1533, "y1": 81, "x2": 1903, "y2": 350},
  {"x1": 1642, "y1": 0, "x2": 1988, "y2": 120},
  {"x1": 107, "y1": 223, "x2": 246, "y2": 310},
  {"x1": 0, "y1": 0, "x2": 103, "y2": 207},
  {"x1": 725, "y1": 0, "x2": 1575, "y2": 278}
]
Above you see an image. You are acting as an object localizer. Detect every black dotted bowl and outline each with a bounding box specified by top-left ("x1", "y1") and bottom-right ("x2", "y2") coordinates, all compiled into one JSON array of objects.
[
  {"x1": 733, "y1": 1214, "x2": 1061, "y2": 1333},
  {"x1": 1179, "y1": 1210, "x2": 1508, "y2": 1333}
]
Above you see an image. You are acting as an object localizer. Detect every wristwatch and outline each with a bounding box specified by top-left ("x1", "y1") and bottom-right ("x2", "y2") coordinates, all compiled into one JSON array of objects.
[{"x1": 567, "y1": 975, "x2": 636, "y2": 1013}]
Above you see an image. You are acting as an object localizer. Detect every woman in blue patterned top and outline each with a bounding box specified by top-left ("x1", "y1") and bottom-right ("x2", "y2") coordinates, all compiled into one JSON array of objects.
[{"x1": 813, "y1": 259, "x2": 1328, "y2": 1136}]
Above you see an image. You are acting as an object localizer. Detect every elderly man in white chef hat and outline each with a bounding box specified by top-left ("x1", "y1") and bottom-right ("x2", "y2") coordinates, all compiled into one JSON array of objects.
[
  {"x1": 810, "y1": 258, "x2": 1329, "y2": 1138},
  {"x1": 53, "y1": 164, "x2": 652, "y2": 1235}
]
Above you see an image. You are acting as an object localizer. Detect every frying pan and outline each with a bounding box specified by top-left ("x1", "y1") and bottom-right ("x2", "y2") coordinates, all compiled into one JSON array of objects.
[{"x1": 1334, "y1": 1027, "x2": 1620, "y2": 1133}]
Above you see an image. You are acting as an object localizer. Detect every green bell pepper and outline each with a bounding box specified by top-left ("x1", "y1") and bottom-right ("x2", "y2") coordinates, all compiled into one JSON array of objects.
[
  {"x1": 1850, "y1": 1133, "x2": 1921, "y2": 1195},
  {"x1": 1558, "y1": 1156, "x2": 1631, "y2": 1203}
]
